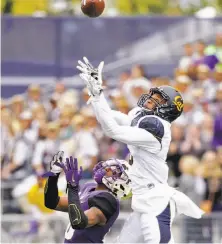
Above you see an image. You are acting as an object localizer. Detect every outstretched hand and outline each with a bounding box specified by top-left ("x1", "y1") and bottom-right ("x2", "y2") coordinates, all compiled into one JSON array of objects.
[
  {"x1": 56, "y1": 156, "x2": 83, "y2": 187},
  {"x1": 77, "y1": 57, "x2": 104, "y2": 101},
  {"x1": 43, "y1": 151, "x2": 64, "y2": 177}
]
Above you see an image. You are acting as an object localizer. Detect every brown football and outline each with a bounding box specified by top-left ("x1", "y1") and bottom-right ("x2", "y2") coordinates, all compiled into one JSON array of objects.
[{"x1": 81, "y1": 0, "x2": 105, "y2": 18}]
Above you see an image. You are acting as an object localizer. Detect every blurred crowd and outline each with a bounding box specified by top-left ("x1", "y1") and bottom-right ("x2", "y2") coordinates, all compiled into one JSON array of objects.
[{"x1": 1, "y1": 33, "x2": 222, "y2": 217}]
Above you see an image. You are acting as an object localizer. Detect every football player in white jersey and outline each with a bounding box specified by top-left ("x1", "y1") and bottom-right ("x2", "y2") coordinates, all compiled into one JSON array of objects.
[{"x1": 77, "y1": 58, "x2": 204, "y2": 243}]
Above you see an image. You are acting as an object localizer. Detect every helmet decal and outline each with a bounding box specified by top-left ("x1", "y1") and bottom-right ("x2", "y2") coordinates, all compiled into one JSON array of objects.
[{"x1": 173, "y1": 96, "x2": 184, "y2": 112}]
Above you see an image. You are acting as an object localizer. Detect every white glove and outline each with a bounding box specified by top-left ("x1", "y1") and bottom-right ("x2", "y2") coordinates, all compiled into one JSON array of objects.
[
  {"x1": 43, "y1": 151, "x2": 64, "y2": 177},
  {"x1": 77, "y1": 57, "x2": 104, "y2": 102}
]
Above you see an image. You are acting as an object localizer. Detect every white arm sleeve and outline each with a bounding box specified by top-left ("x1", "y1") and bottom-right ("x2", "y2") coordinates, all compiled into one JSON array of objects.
[
  {"x1": 32, "y1": 141, "x2": 45, "y2": 166},
  {"x1": 99, "y1": 93, "x2": 130, "y2": 126},
  {"x1": 91, "y1": 96, "x2": 161, "y2": 152}
]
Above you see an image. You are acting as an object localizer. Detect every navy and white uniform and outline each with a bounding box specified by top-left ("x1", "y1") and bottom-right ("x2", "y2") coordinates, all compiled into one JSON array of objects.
[
  {"x1": 90, "y1": 93, "x2": 204, "y2": 243},
  {"x1": 64, "y1": 182, "x2": 119, "y2": 243}
]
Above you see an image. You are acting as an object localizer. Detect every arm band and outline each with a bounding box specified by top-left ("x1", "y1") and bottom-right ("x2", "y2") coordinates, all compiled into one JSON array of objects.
[
  {"x1": 44, "y1": 174, "x2": 60, "y2": 209},
  {"x1": 68, "y1": 184, "x2": 88, "y2": 229}
]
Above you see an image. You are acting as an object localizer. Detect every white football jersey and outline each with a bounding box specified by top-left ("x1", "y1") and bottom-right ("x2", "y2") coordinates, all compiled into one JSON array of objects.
[
  {"x1": 127, "y1": 109, "x2": 171, "y2": 194},
  {"x1": 91, "y1": 94, "x2": 171, "y2": 195}
]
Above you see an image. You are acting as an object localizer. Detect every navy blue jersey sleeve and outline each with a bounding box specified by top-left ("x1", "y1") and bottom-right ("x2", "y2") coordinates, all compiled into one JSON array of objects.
[
  {"x1": 88, "y1": 192, "x2": 118, "y2": 221},
  {"x1": 138, "y1": 116, "x2": 164, "y2": 143}
]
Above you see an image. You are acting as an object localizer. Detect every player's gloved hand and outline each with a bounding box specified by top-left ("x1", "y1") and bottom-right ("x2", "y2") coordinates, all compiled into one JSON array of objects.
[
  {"x1": 57, "y1": 156, "x2": 83, "y2": 188},
  {"x1": 77, "y1": 57, "x2": 104, "y2": 102},
  {"x1": 42, "y1": 151, "x2": 64, "y2": 177}
]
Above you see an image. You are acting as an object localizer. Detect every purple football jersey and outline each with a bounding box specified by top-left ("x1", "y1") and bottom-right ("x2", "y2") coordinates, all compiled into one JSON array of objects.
[{"x1": 64, "y1": 182, "x2": 119, "y2": 243}]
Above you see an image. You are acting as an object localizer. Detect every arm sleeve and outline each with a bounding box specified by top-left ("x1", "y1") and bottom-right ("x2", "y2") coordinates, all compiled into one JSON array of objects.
[
  {"x1": 91, "y1": 96, "x2": 161, "y2": 152},
  {"x1": 68, "y1": 185, "x2": 88, "y2": 229},
  {"x1": 44, "y1": 174, "x2": 60, "y2": 209},
  {"x1": 99, "y1": 93, "x2": 130, "y2": 126},
  {"x1": 88, "y1": 192, "x2": 118, "y2": 221}
]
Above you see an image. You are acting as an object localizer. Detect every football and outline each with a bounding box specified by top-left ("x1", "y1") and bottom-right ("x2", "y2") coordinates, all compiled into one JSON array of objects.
[{"x1": 81, "y1": 0, "x2": 105, "y2": 18}]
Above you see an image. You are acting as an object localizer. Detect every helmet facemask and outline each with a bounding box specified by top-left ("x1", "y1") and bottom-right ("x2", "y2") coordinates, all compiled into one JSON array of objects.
[
  {"x1": 138, "y1": 88, "x2": 168, "y2": 113},
  {"x1": 93, "y1": 159, "x2": 132, "y2": 199}
]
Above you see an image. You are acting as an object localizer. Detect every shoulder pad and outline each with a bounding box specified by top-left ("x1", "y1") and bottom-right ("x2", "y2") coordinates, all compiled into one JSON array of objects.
[
  {"x1": 88, "y1": 192, "x2": 118, "y2": 221},
  {"x1": 138, "y1": 116, "x2": 164, "y2": 143}
]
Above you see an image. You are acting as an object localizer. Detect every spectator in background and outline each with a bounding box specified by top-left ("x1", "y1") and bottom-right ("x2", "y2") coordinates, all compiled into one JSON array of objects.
[
  {"x1": 179, "y1": 43, "x2": 194, "y2": 71},
  {"x1": 201, "y1": 151, "x2": 219, "y2": 178},
  {"x1": 58, "y1": 88, "x2": 79, "y2": 112},
  {"x1": 205, "y1": 33, "x2": 222, "y2": 63},
  {"x1": 175, "y1": 98, "x2": 205, "y2": 126},
  {"x1": 200, "y1": 151, "x2": 222, "y2": 212},
  {"x1": 58, "y1": 107, "x2": 74, "y2": 141},
  {"x1": 122, "y1": 65, "x2": 151, "y2": 108},
  {"x1": 174, "y1": 67, "x2": 188, "y2": 78},
  {"x1": 217, "y1": 146, "x2": 222, "y2": 169},
  {"x1": 195, "y1": 64, "x2": 216, "y2": 102},
  {"x1": 181, "y1": 125, "x2": 204, "y2": 157},
  {"x1": 26, "y1": 84, "x2": 42, "y2": 110},
  {"x1": 167, "y1": 123, "x2": 185, "y2": 181},
  {"x1": 193, "y1": 39, "x2": 219, "y2": 70},
  {"x1": 174, "y1": 75, "x2": 192, "y2": 101},
  {"x1": 31, "y1": 103, "x2": 48, "y2": 131},
  {"x1": 117, "y1": 71, "x2": 131, "y2": 89},
  {"x1": 9, "y1": 95, "x2": 26, "y2": 135},
  {"x1": 54, "y1": 82, "x2": 66, "y2": 97},
  {"x1": 152, "y1": 77, "x2": 170, "y2": 87},
  {"x1": 110, "y1": 90, "x2": 130, "y2": 114},
  {"x1": 10, "y1": 95, "x2": 25, "y2": 119},
  {"x1": 1, "y1": 109, "x2": 15, "y2": 166},
  {"x1": 32, "y1": 122, "x2": 61, "y2": 175},
  {"x1": 193, "y1": 39, "x2": 206, "y2": 63},
  {"x1": 200, "y1": 114, "x2": 214, "y2": 150},
  {"x1": 212, "y1": 103, "x2": 222, "y2": 149},
  {"x1": 80, "y1": 107, "x2": 104, "y2": 141},
  {"x1": 130, "y1": 64, "x2": 147, "y2": 79},
  {"x1": 213, "y1": 63, "x2": 222, "y2": 84},
  {"x1": 71, "y1": 114, "x2": 99, "y2": 179},
  {"x1": 1, "y1": 110, "x2": 38, "y2": 180},
  {"x1": 209, "y1": 82, "x2": 222, "y2": 116},
  {"x1": 178, "y1": 155, "x2": 206, "y2": 205},
  {"x1": 48, "y1": 93, "x2": 60, "y2": 121}
]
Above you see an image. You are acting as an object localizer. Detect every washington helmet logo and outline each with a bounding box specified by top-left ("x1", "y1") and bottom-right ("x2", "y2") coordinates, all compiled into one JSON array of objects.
[{"x1": 173, "y1": 96, "x2": 184, "y2": 112}]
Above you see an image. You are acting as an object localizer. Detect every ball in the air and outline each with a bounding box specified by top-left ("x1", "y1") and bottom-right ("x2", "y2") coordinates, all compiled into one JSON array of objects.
[{"x1": 81, "y1": 0, "x2": 105, "y2": 18}]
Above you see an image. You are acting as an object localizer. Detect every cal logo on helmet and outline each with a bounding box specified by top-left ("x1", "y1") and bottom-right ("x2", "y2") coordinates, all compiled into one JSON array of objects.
[{"x1": 173, "y1": 96, "x2": 184, "y2": 112}]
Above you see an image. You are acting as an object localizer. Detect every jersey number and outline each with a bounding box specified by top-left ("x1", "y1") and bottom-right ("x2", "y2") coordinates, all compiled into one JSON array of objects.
[{"x1": 65, "y1": 223, "x2": 74, "y2": 240}]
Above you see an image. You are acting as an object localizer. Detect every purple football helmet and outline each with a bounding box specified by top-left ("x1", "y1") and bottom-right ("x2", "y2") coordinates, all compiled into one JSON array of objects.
[{"x1": 93, "y1": 158, "x2": 131, "y2": 198}]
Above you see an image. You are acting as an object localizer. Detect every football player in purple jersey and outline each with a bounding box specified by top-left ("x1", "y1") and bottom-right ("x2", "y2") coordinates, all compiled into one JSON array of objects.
[{"x1": 44, "y1": 151, "x2": 131, "y2": 243}]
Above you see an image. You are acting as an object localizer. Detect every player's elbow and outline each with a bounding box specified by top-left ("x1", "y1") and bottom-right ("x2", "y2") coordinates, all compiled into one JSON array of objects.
[
  {"x1": 70, "y1": 217, "x2": 88, "y2": 230},
  {"x1": 68, "y1": 204, "x2": 89, "y2": 229},
  {"x1": 71, "y1": 222, "x2": 87, "y2": 230},
  {"x1": 44, "y1": 199, "x2": 56, "y2": 210},
  {"x1": 44, "y1": 195, "x2": 59, "y2": 210},
  {"x1": 104, "y1": 128, "x2": 121, "y2": 140},
  {"x1": 104, "y1": 128, "x2": 115, "y2": 137}
]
